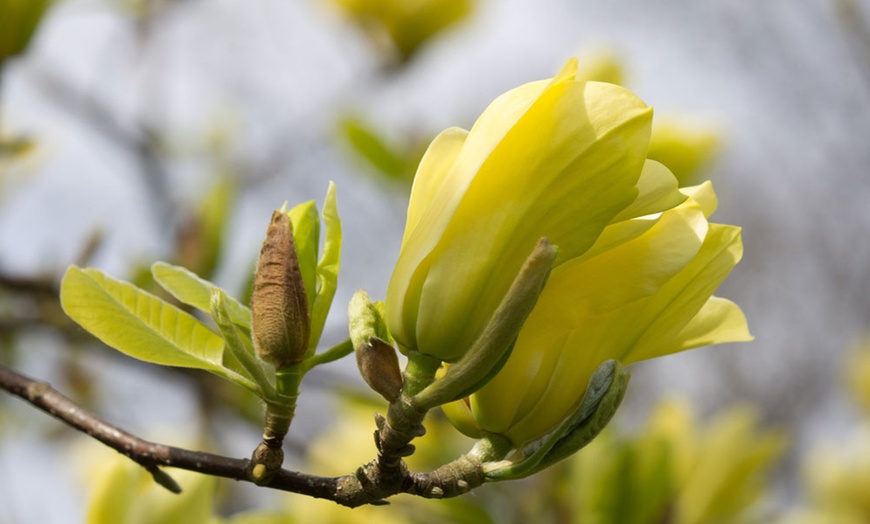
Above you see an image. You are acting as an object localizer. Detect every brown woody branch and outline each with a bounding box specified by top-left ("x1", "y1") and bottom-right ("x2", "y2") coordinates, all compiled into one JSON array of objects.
[{"x1": 0, "y1": 363, "x2": 484, "y2": 507}]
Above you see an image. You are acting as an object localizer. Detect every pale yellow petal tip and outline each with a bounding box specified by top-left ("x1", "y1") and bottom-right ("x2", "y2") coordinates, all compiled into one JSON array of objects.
[
  {"x1": 680, "y1": 180, "x2": 718, "y2": 218},
  {"x1": 552, "y1": 58, "x2": 579, "y2": 84}
]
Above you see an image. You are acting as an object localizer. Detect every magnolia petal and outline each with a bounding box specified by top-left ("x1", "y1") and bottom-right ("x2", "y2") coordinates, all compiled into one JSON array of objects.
[
  {"x1": 470, "y1": 330, "x2": 568, "y2": 435},
  {"x1": 414, "y1": 81, "x2": 652, "y2": 360},
  {"x1": 440, "y1": 398, "x2": 483, "y2": 439},
  {"x1": 666, "y1": 296, "x2": 752, "y2": 354},
  {"x1": 548, "y1": 203, "x2": 707, "y2": 315},
  {"x1": 610, "y1": 160, "x2": 685, "y2": 223},
  {"x1": 681, "y1": 181, "x2": 718, "y2": 218},
  {"x1": 402, "y1": 127, "x2": 469, "y2": 247},
  {"x1": 387, "y1": 78, "x2": 553, "y2": 352},
  {"x1": 625, "y1": 224, "x2": 744, "y2": 363}
]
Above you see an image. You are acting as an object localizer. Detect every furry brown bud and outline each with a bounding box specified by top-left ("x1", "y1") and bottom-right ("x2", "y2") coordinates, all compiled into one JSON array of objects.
[
  {"x1": 356, "y1": 337, "x2": 404, "y2": 402},
  {"x1": 251, "y1": 211, "x2": 310, "y2": 368}
]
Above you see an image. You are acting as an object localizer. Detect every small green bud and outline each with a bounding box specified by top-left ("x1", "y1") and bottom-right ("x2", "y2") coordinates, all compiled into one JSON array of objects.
[{"x1": 251, "y1": 210, "x2": 310, "y2": 368}]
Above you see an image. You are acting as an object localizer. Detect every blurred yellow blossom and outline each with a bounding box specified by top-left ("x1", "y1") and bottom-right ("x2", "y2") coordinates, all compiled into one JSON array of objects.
[
  {"x1": 647, "y1": 117, "x2": 721, "y2": 186},
  {"x1": 326, "y1": 0, "x2": 474, "y2": 62},
  {"x1": 0, "y1": 0, "x2": 52, "y2": 65},
  {"x1": 785, "y1": 426, "x2": 870, "y2": 524},
  {"x1": 845, "y1": 340, "x2": 870, "y2": 417},
  {"x1": 575, "y1": 49, "x2": 722, "y2": 185},
  {"x1": 568, "y1": 399, "x2": 786, "y2": 524}
]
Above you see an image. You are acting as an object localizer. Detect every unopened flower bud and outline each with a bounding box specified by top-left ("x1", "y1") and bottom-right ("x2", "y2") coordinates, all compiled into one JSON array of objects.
[
  {"x1": 349, "y1": 290, "x2": 402, "y2": 401},
  {"x1": 251, "y1": 210, "x2": 310, "y2": 368},
  {"x1": 357, "y1": 337, "x2": 403, "y2": 402}
]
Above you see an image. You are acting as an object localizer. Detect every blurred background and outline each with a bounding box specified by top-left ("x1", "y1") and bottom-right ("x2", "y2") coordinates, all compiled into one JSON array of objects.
[{"x1": 1, "y1": 0, "x2": 869, "y2": 522}]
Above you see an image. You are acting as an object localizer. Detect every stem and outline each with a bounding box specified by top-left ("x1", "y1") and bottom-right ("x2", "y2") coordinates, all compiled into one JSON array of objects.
[
  {"x1": 248, "y1": 363, "x2": 303, "y2": 485},
  {"x1": 300, "y1": 338, "x2": 354, "y2": 373},
  {"x1": 403, "y1": 351, "x2": 441, "y2": 396}
]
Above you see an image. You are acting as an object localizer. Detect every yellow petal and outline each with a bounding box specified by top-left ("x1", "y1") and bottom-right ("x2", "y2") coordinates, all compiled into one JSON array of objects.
[
  {"x1": 666, "y1": 296, "x2": 752, "y2": 355},
  {"x1": 625, "y1": 223, "x2": 744, "y2": 363},
  {"x1": 402, "y1": 126, "x2": 468, "y2": 247},
  {"x1": 440, "y1": 398, "x2": 482, "y2": 438},
  {"x1": 387, "y1": 78, "x2": 552, "y2": 353},
  {"x1": 680, "y1": 181, "x2": 718, "y2": 218},
  {"x1": 610, "y1": 159, "x2": 685, "y2": 224}
]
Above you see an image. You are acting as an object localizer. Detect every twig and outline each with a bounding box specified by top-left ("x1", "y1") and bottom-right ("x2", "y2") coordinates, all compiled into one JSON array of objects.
[
  {"x1": 0, "y1": 363, "x2": 339, "y2": 497},
  {"x1": 0, "y1": 363, "x2": 485, "y2": 506}
]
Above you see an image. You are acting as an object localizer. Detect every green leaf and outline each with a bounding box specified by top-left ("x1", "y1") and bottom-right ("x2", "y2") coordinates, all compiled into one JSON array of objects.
[
  {"x1": 60, "y1": 266, "x2": 256, "y2": 392},
  {"x1": 307, "y1": 182, "x2": 341, "y2": 355},
  {"x1": 151, "y1": 261, "x2": 251, "y2": 335},
  {"x1": 286, "y1": 200, "x2": 319, "y2": 313}
]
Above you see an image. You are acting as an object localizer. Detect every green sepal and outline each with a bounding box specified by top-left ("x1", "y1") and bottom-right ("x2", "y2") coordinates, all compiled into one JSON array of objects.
[
  {"x1": 59, "y1": 266, "x2": 257, "y2": 394},
  {"x1": 307, "y1": 182, "x2": 341, "y2": 356},
  {"x1": 484, "y1": 360, "x2": 630, "y2": 480},
  {"x1": 210, "y1": 289, "x2": 276, "y2": 400},
  {"x1": 413, "y1": 238, "x2": 558, "y2": 410},
  {"x1": 150, "y1": 261, "x2": 251, "y2": 336},
  {"x1": 286, "y1": 200, "x2": 319, "y2": 313}
]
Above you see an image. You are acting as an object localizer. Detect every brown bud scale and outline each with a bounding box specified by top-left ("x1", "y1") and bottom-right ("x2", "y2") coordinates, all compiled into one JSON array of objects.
[{"x1": 251, "y1": 211, "x2": 310, "y2": 368}]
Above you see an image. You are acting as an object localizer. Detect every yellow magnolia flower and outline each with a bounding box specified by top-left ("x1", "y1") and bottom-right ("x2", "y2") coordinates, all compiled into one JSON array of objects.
[
  {"x1": 387, "y1": 59, "x2": 660, "y2": 362},
  {"x1": 786, "y1": 425, "x2": 870, "y2": 524}
]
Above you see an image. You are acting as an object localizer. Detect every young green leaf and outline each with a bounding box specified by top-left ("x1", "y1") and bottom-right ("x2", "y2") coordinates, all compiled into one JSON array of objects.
[
  {"x1": 307, "y1": 182, "x2": 341, "y2": 356},
  {"x1": 151, "y1": 261, "x2": 251, "y2": 334},
  {"x1": 286, "y1": 200, "x2": 319, "y2": 313},
  {"x1": 211, "y1": 289, "x2": 275, "y2": 398},
  {"x1": 60, "y1": 266, "x2": 256, "y2": 392}
]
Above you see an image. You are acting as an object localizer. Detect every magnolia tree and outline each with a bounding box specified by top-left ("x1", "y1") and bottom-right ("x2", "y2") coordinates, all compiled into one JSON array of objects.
[{"x1": 3, "y1": 58, "x2": 749, "y2": 508}]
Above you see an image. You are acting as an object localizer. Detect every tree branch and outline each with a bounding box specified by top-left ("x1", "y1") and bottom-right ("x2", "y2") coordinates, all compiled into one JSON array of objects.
[
  {"x1": 0, "y1": 363, "x2": 487, "y2": 506},
  {"x1": 0, "y1": 363, "x2": 341, "y2": 497}
]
